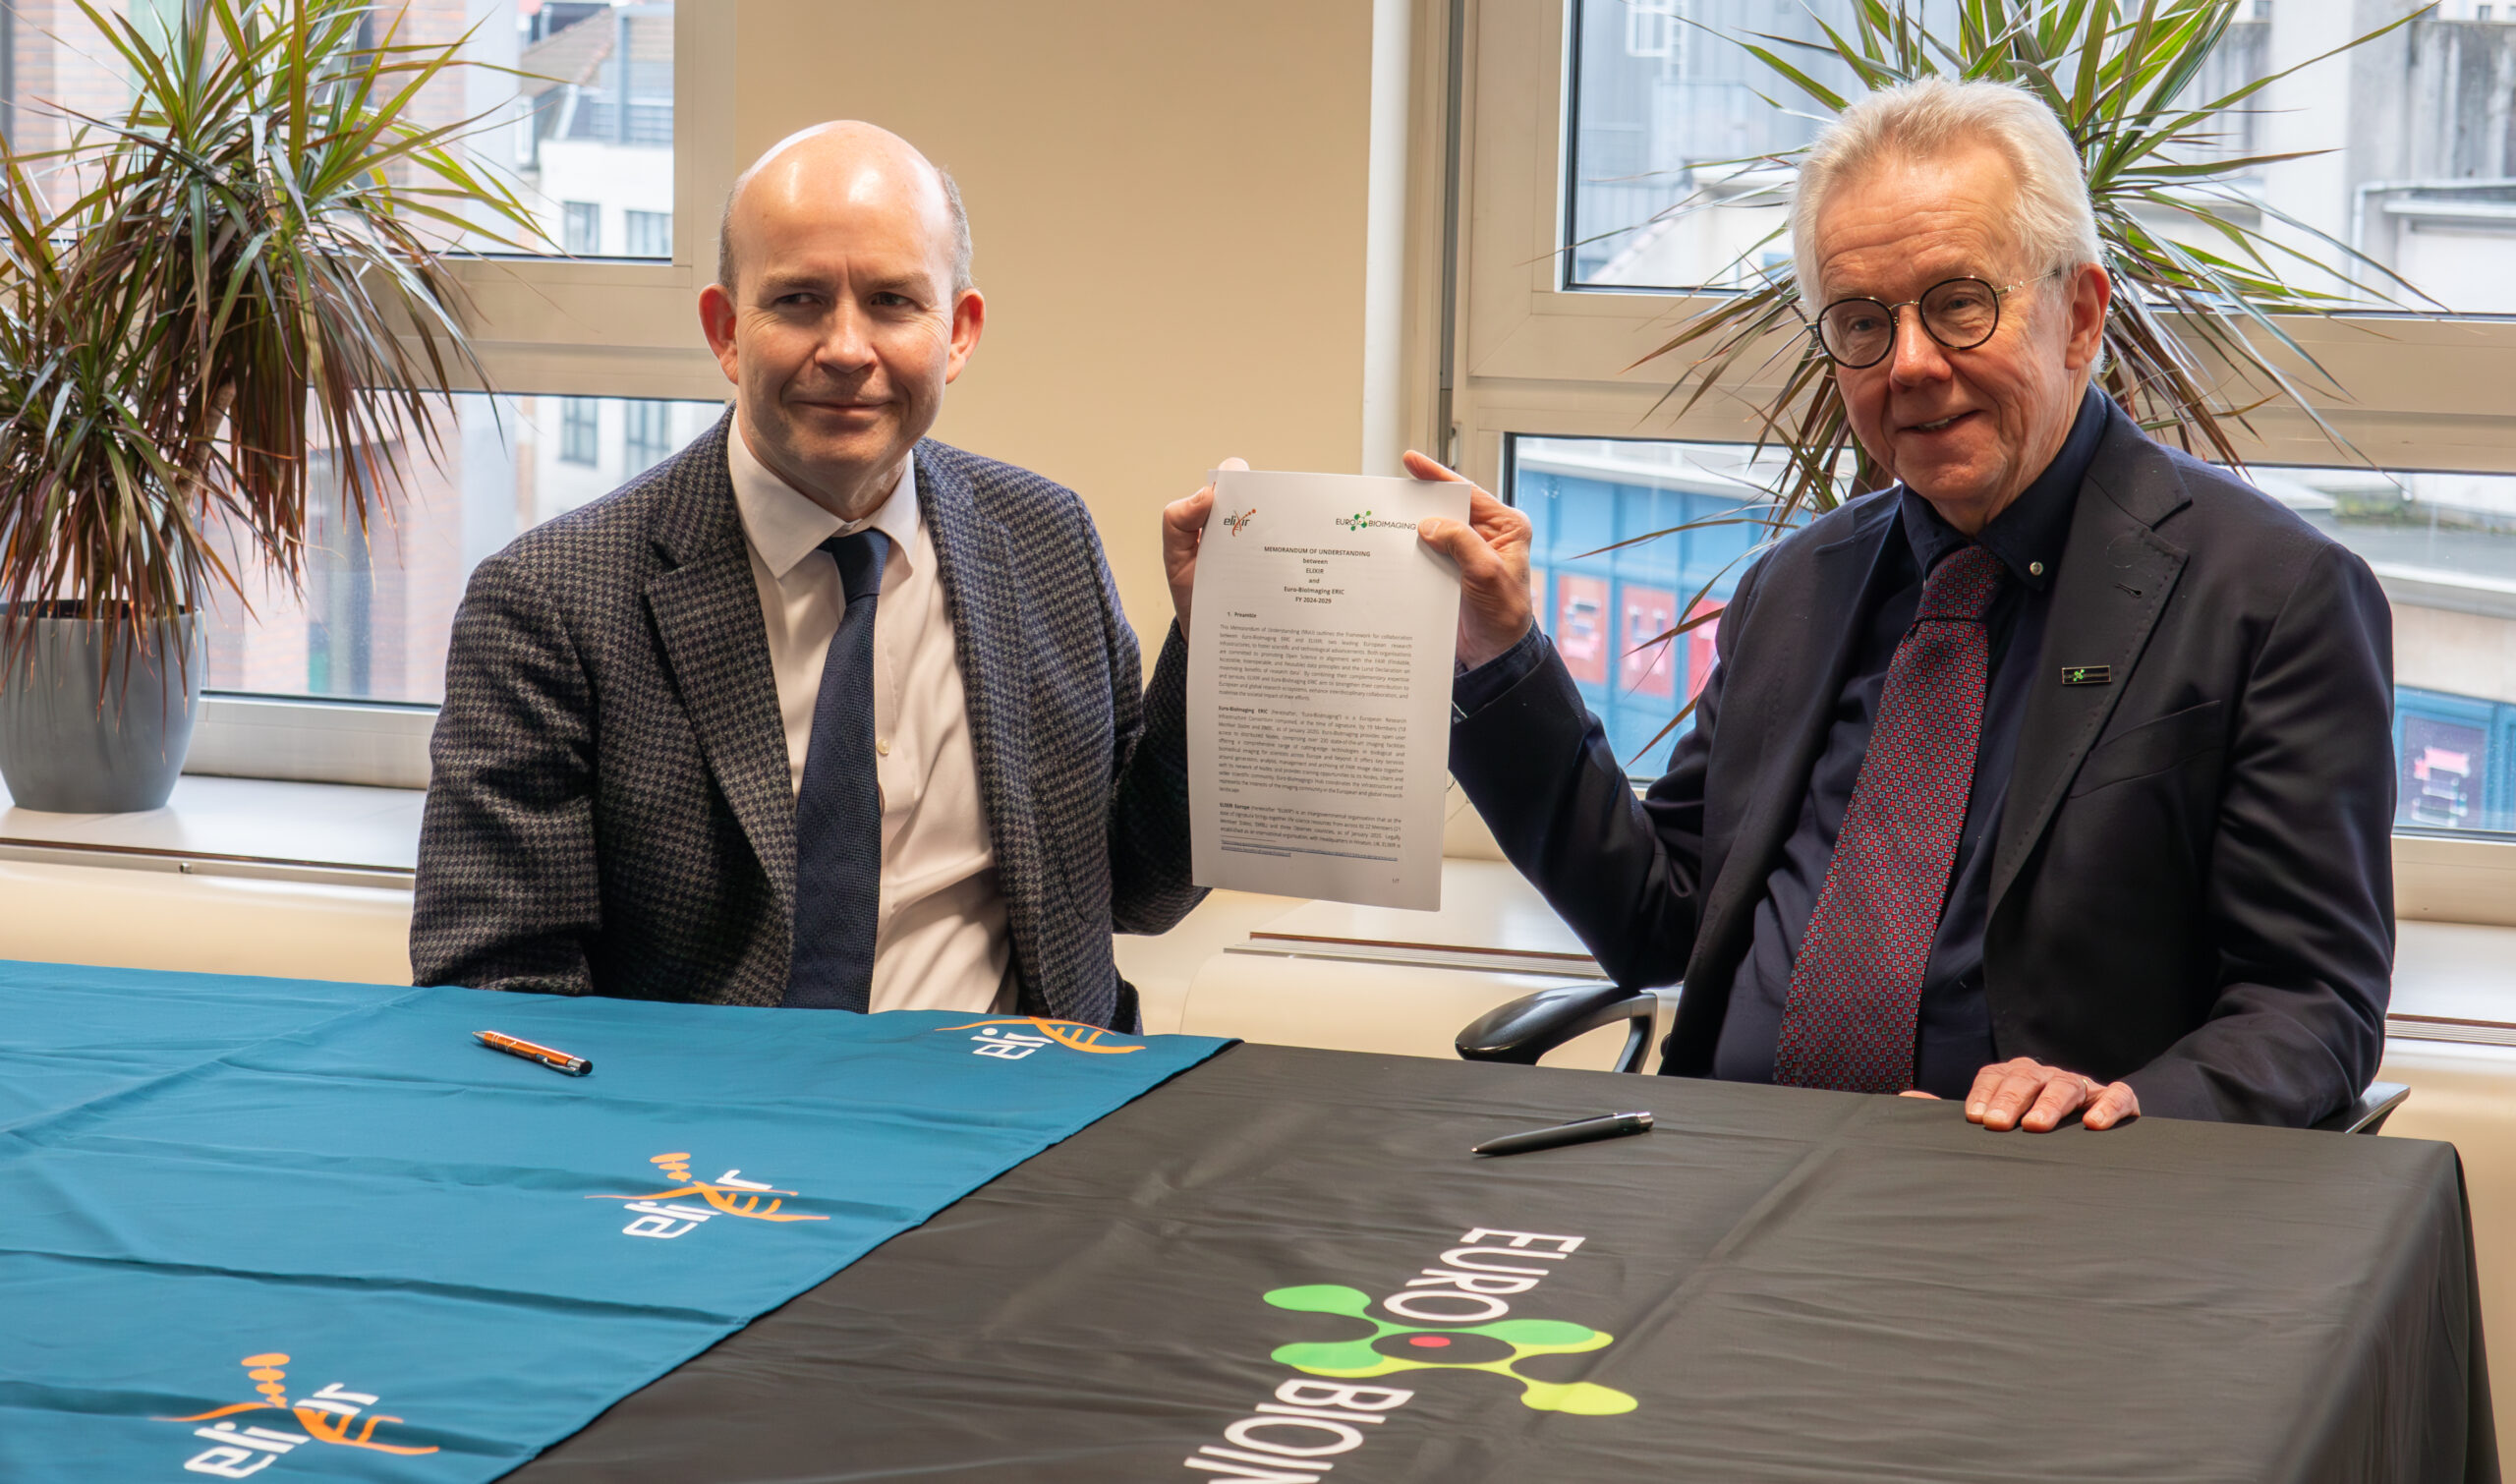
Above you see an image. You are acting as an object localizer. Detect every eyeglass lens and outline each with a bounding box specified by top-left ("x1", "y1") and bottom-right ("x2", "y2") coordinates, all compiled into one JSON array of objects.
[{"x1": 1818, "y1": 278, "x2": 2004, "y2": 368}]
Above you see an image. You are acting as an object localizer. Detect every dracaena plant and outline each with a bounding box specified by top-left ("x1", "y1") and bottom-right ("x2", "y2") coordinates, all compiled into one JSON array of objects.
[
  {"x1": 0, "y1": 0, "x2": 543, "y2": 668},
  {"x1": 1610, "y1": 0, "x2": 2426, "y2": 747}
]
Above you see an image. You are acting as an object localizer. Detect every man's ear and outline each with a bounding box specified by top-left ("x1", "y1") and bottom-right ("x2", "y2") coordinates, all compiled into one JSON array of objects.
[
  {"x1": 699, "y1": 281, "x2": 741, "y2": 384},
  {"x1": 943, "y1": 287, "x2": 987, "y2": 385},
  {"x1": 2063, "y1": 262, "x2": 2111, "y2": 373}
]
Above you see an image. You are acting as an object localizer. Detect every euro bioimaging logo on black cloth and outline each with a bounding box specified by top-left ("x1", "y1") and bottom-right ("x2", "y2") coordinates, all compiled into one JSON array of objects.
[{"x1": 1185, "y1": 1227, "x2": 1634, "y2": 1480}]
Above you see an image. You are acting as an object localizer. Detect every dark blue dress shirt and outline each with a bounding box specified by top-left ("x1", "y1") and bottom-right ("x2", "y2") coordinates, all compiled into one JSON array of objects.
[{"x1": 1458, "y1": 385, "x2": 2107, "y2": 1097}]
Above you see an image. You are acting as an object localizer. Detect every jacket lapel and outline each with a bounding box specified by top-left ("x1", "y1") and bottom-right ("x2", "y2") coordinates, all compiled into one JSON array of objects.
[
  {"x1": 645, "y1": 413, "x2": 799, "y2": 908},
  {"x1": 1693, "y1": 498, "x2": 1900, "y2": 971},
  {"x1": 916, "y1": 447, "x2": 1041, "y2": 993},
  {"x1": 1988, "y1": 409, "x2": 2192, "y2": 910}
]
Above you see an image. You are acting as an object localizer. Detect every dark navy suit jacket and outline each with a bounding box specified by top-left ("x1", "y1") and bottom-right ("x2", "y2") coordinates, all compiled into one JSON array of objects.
[{"x1": 1449, "y1": 399, "x2": 2395, "y2": 1124}]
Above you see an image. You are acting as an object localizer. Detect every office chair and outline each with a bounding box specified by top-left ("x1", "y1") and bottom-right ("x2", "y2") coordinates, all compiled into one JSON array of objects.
[{"x1": 1454, "y1": 982, "x2": 2409, "y2": 1134}]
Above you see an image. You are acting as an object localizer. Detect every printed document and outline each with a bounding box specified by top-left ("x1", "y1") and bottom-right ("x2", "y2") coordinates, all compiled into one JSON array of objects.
[{"x1": 1187, "y1": 469, "x2": 1467, "y2": 910}]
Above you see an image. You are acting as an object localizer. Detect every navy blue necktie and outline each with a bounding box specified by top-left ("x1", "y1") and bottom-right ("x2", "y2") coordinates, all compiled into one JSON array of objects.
[{"x1": 784, "y1": 529, "x2": 889, "y2": 1011}]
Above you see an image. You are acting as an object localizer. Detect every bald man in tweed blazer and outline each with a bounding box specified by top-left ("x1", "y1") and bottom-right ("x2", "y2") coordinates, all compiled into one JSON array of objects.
[{"x1": 412, "y1": 411, "x2": 1201, "y2": 1029}]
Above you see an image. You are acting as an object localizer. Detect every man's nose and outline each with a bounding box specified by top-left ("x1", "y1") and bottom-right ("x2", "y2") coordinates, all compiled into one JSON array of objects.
[
  {"x1": 816, "y1": 301, "x2": 877, "y2": 371},
  {"x1": 1886, "y1": 303, "x2": 1950, "y2": 386}
]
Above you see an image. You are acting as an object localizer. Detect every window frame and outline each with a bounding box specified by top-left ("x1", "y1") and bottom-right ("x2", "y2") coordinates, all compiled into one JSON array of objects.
[
  {"x1": 194, "y1": 4, "x2": 735, "y2": 782},
  {"x1": 1444, "y1": 0, "x2": 2516, "y2": 921}
]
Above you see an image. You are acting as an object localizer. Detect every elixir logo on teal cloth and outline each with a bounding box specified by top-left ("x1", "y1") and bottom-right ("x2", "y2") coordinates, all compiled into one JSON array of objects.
[
  {"x1": 0, "y1": 965, "x2": 1231, "y2": 1484},
  {"x1": 159, "y1": 1351, "x2": 438, "y2": 1475}
]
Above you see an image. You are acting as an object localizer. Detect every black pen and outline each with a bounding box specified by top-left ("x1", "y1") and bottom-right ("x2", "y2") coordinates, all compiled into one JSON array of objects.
[
  {"x1": 1472, "y1": 1111, "x2": 1652, "y2": 1158},
  {"x1": 475, "y1": 1029, "x2": 594, "y2": 1076}
]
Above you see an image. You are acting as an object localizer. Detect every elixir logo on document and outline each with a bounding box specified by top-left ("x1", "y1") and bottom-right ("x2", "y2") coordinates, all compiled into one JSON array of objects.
[
  {"x1": 588, "y1": 1152, "x2": 830, "y2": 1239},
  {"x1": 159, "y1": 1352, "x2": 438, "y2": 1476},
  {"x1": 1223, "y1": 507, "x2": 1257, "y2": 537},
  {"x1": 939, "y1": 1015, "x2": 1147, "y2": 1060}
]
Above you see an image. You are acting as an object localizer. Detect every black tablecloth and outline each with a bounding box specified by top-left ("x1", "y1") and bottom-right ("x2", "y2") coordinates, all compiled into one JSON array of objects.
[{"x1": 513, "y1": 1044, "x2": 2495, "y2": 1483}]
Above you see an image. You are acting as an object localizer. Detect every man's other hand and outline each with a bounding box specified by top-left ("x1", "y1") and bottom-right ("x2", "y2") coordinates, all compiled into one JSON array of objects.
[
  {"x1": 1163, "y1": 457, "x2": 1247, "y2": 640},
  {"x1": 1405, "y1": 450, "x2": 1535, "y2": 669},
  {"x1": 1965, "y1": 1056, "x2": 2141, "y2": 1132}
]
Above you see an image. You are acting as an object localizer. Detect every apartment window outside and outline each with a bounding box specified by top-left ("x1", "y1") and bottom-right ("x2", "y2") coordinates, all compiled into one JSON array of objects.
[
  {"x1": 563, "y1": 200, "x2": 602, "y2": 256},
  {"x1": 622, "y1": 398, "x2": 679, "y2": 471},
  {"x1": 624, "y1": 208, "x2": 671, "y2": 258},
  {"x1": 558, "y1": 397, "x2": 602, "y2": 466}
]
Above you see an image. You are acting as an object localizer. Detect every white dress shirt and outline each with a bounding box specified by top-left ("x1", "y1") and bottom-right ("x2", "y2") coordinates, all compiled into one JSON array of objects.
[{"x1": 728, "y1": 427, "x2": 1014, "y2": 1015}]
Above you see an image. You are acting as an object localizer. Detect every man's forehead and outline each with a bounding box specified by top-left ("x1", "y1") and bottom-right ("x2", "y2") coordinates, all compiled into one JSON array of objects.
[
  {"x1": 734, "y1": 180, "x2": 951, "y2": 289},
  {"x1": 1813, "y1": 176, "x2": 2021, "y2": 296}
]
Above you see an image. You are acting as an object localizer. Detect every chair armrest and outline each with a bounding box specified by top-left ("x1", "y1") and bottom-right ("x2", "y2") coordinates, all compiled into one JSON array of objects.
[
  {"x1": 1456, "y1": 984, "x2": 1660, "y2": 1073},
  {"x1": 2314, "y1": 1080, "x2": 2410, "y2": 1135}
]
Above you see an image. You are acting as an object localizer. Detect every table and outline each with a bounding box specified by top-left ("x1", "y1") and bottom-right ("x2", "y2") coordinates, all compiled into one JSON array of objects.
[{"x1": 512, "y1": 1043, "x2": 2497, "y2": 1483}]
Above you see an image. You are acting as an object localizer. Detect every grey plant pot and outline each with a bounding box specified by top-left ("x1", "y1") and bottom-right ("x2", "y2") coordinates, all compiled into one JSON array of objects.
[{"x1": 0, "y1": 611, "x2": 204, "y2": 813}]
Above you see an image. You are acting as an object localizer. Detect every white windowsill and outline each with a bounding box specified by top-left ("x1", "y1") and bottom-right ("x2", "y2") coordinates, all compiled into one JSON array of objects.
[{"x1": 0, "y1": 773, "x2": 422, "y2": 887}]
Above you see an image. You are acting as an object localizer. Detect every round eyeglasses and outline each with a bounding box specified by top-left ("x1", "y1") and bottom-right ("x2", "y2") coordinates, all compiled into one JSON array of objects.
[{"x1": 1813, "y1": 276, "x2": 2029, "y2": 370}]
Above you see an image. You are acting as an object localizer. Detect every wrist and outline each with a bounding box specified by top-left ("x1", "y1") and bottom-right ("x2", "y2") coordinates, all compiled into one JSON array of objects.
[{"x1": 1458, "y1": 615, "x2": 1534, "y2": 671}]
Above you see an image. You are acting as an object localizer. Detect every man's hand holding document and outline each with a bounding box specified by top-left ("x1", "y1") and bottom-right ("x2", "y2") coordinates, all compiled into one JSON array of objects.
[{"x1": 1169, "y1": 459, "x2": 1469, "y2": 910}]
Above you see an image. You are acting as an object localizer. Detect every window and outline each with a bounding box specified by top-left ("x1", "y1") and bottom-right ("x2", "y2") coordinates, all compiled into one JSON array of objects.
[
  {"x1": 200, "y1": 395, "x2": 724, "y2": 705},
  {"x1": 624, "y1": 208, "x2": 672, "y2": 258},
  {"x1": 1513, "y1": 437, "x2": 1771, "y2": 765},
  {"x1": 622, "y1": 399, "x2": 678, "y2": 471},
  {"x1": 559, "y1": 397, "x2": 603, "y2": 466},
  {"x1": 1562, "y1": 0, "x2": 2513, "y2": 311},
  {"x1": 563, "y1": 200, "x2": 603, "y2": 256},
  {"x1": 0, "y1": 2, "x2": 726, "y2": 777},
  {"x1": 1456, "y1": 0, "x2": 2516, "y2": 852},
  {"x1": 1, "y1": 3, "x2": 676, "y2": 261},
  {"x1": 1520, "y1": 446, "x2": 2516, "y2": 838},
  {"x1": 506, "y1": 4, "x2": 678, "y2": 257}
]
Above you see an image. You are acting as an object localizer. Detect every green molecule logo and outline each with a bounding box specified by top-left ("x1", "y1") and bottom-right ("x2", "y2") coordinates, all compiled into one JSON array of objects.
[
  {"x1": 1339, "y1": 510, "x2": 1373, "y2": 532},
  {"x1": 1263, "y1": 1284, "x2": 1637, "y2": 1415}
]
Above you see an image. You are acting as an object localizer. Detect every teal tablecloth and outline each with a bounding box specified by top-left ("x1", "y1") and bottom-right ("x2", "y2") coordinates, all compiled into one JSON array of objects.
[{"x1": 0, "y1": 961, "x2": 1228, "y2": 1481}]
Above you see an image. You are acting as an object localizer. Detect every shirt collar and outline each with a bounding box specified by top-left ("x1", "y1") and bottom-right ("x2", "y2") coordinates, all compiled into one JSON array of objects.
[
  {"x1": 1898, "y1": 383, "x2": 2106, "y2": 592},
  {"x1": 727, "y1": 423, "x2": 921, "y2": 581}
]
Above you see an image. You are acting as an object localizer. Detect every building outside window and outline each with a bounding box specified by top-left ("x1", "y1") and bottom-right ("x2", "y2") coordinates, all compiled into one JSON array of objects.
[{"x1": 623, "y1": 208, "x2": 671, "y2": 258}]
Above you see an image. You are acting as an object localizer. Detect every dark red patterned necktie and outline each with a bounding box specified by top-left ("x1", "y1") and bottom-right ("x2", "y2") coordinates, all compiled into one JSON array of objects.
[{"x1": 1773, "y1": 543, "x2": 2005, "y2": 1094}]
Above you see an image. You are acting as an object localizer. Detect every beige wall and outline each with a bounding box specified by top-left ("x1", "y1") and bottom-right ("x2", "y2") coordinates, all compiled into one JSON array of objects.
[{"x1": 733, "y1": 0, "x2": 1383, "y2": 647}]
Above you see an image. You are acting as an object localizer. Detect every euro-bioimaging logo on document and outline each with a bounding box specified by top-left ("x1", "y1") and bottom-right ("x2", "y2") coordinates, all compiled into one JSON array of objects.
[
  {"x1": 1334, "y1": 509, "x2": 1414, "y2": 533},
  {"x1": 159, "y1": 1351, "x2": 437, "y2": 1476}
]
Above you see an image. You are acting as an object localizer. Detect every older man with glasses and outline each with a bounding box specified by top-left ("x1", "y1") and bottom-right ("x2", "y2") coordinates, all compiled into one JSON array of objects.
[{"x1": 1406, "y1": 77, "x2": 2395, "y2": 1131}]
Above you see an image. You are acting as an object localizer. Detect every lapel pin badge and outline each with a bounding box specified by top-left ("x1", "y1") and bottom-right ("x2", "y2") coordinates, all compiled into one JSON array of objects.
[{"x1": 2061, "y1": 665, "x2": 2113, "y2": 687}]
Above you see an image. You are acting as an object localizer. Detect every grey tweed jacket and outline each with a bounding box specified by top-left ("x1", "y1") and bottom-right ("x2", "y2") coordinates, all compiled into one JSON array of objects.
[{"x1": 410, "y1": 411, "x2": 1204, "y2": 1028}]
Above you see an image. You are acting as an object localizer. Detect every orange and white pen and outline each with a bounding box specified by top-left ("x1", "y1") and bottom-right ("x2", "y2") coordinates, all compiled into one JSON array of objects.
[{"x1": 474, "y1": 1029, "x2": 593, "y2": 1076}]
